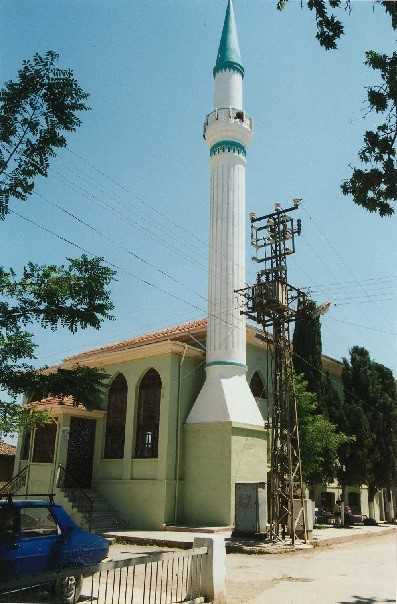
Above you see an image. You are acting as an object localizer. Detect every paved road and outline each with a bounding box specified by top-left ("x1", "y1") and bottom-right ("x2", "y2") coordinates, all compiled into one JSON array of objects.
[{"x1": 227, "y1": 532, "x2": 396, "y2": 604}]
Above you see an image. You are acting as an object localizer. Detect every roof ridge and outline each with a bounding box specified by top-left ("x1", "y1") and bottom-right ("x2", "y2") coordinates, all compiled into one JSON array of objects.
[{"x1": 64, "y1": 318, "x2": 208, "y2": 361}]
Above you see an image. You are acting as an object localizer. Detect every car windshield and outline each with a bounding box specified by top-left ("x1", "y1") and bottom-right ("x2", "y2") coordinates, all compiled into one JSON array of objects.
[{"x1": 19, "y1": 507, "x2": 59, "y2": 538}]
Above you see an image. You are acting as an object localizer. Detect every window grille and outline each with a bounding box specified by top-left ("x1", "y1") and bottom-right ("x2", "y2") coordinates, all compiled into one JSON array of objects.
[
  {"x1": 104, "y1": 374, "x2": 128, "y2": 459},
  {"x1": 135, "y1": 369, "x2": 162, "y2": 459}
]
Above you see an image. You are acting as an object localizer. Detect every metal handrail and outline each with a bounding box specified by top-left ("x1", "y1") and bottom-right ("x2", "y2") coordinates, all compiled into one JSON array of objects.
[
  {"x1": 56, "y1": 464, "x2": 94, "y2": 532},
  {"x1": 204, "y1": 106, "x2": 253, "y2": 129},
  {"x1": 0, "y1": 465, "x2": 28, "y2": 497}
]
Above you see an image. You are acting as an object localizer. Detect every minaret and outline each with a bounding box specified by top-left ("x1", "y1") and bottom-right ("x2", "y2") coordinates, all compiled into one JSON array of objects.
[
  {"x1": 183, "y1": 1, "x2": 266, "y2": 528},
  {"x1": 187, "y1": 0, "x2": 263, "y2": 426}
]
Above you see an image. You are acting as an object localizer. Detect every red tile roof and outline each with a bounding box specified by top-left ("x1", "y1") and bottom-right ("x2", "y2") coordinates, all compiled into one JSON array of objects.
[
  {"x1": 0, "y1": 442, "x2": 16, "y2": 456},
  {"x1": 28, "y1": 396, "x2": 85, "y2": 410},
  {"x1": 65, "y1": 318, "x2": 208, "y2": 361}
]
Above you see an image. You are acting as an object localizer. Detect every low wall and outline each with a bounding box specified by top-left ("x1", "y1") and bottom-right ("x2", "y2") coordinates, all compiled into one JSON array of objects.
[{"x1": 94, "y1": 478, "x2": 173, "y2": 529}]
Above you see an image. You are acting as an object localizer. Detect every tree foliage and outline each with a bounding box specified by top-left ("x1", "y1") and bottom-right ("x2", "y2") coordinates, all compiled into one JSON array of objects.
[
  {"x1": 0, "y1": 52, "x2": 115, "y2": 435},
  {"x1": 292, "y1": 298, "x2": 343, "y2": 420},
  {"x1": 1, "y1": 257, "x2": 114, "y2": 434},
  {"x1": 295, "y1": 373, "x2": 350, "y2": 485},
  {"x1": 293, "y1": 299, "x2": 397, "y2": 500},
  {"x1": 341, "y1": 50, "x2": 397, "y2": 216},
  {"x1": 277, "y1": 1, "x2": 397, "y2": 216},
  {"x1": 0, "y1": 51, "x2": 89, "y2": 219},
  {"x1": 340, "y1": 346, "x2": 397, "y2": 502},
  {"x1": 293, "y1": 299, "x2": 323, "y2": 400},
  {"x1": 292, "y1": 300, "x2": 349, "y2": 485}
]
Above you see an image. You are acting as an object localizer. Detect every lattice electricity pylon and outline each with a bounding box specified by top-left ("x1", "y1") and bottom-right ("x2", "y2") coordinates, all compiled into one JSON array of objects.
[{"x1": 236, "y1": 200, "x2": 308, "y2": 544}]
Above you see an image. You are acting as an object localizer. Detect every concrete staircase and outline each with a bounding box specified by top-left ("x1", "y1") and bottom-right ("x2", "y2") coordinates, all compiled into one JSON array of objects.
[{"x1": 58, "y1": 486, "x2": 125, "y2": 534}]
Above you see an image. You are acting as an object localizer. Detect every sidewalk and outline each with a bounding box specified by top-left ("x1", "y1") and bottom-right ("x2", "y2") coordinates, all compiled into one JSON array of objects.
[
  {"x1": 311, "y1": 523, "x2": 397, "y2": 548},
  {"x1": 105, "y1": 523, "x2": 396, "y2": 554}
]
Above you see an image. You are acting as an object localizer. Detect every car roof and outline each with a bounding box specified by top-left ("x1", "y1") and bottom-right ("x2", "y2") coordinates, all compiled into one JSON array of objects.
[{"x1": 0, "y1": 499, "x2": 56, "y2": 508}]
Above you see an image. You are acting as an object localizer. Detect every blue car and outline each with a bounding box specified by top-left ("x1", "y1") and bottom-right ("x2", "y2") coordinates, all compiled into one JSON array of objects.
[{"x1": 0, "y1": 498, "x2": 109, "y2": 603}]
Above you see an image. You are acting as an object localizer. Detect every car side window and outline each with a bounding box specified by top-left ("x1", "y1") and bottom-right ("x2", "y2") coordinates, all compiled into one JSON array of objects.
[
  {"x1": 0, "y1": 507, "x2": 16, "y2": 539},
  {"x1": 20, "y1": 507, "x2": 59, "y2": 538}
]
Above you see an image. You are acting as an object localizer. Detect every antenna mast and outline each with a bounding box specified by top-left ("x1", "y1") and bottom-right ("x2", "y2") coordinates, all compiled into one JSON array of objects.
[{"x1": 237, "y1": 199, "x2": 307, "y2": 544}]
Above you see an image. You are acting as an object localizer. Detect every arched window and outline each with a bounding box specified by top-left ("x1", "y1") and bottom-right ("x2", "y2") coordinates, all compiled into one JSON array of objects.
[
  {"x1": 104, "y1": 374, "x2": 128, "y2": 459},
  {"x1": 250, "y1": 371, "x2": 268, "y2": 421},
  {"x1": 135, "y1": 369, "x2": 162, "y2": 459},
  {"x1": 250, "y1": 372, "x2": 266, "y2": 399}
]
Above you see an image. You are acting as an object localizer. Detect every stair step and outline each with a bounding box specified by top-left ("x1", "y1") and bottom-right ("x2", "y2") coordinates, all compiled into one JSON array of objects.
[{"x1": 58, "y1": 486, "x2": 125, "y2": 531}]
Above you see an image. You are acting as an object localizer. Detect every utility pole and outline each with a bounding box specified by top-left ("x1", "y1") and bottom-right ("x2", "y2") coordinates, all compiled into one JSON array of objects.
[{"x1": 236, "y1": 199, "x2": 307, "y2": 544}]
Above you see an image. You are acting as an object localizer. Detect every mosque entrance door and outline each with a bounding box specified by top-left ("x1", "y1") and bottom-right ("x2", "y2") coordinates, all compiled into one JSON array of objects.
[{"x1": 65, "y1": 417, "x2": 96, "y2": 488}]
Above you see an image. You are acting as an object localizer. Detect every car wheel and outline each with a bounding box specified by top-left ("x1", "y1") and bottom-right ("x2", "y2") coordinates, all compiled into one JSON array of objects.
[{"x1": 54, "y1": 575, "x2": 82, "y2": 604}]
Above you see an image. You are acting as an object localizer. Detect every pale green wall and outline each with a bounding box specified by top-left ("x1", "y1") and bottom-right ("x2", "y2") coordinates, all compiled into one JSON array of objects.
[
  {"x1": 183, "y1": 423, "x2": 231, "y2": 526},
  {"x1": 92, "y1": 350, "x2": 204, "y2": 528},
  {"x1": 95, "y1": 479, "x2": 169, "y2": 528},
  {"x1": 15, "y1": 336, "x2": 381, "y2": 530},
  {"x1": 182, "y1": 422, "x2": 267, "y2": 527}
]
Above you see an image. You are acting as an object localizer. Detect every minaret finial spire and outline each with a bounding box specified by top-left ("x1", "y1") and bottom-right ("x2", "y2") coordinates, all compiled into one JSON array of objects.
[{"x1": 213, "y1": 0, "x2": 244, "y2": 78}]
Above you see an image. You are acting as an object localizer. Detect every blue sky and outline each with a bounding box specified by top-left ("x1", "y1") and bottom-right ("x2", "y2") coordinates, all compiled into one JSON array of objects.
[{"x1": 1, "y1": 0, "x2": 396, "y2": 386}]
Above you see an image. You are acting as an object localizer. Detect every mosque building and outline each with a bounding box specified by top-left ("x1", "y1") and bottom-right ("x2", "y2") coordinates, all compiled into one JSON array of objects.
[{"x1": 12, "y1": 1, "x2": 386, "y2": 530}]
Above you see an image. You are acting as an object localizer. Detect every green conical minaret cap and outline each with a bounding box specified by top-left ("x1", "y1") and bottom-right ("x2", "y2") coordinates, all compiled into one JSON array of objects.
[{"x1": 213, "y1": 0, "x2": 244, "y2": 78}]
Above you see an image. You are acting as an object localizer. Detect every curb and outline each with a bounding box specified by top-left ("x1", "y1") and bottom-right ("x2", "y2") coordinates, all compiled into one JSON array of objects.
[
  {"x1": 106, "y1": 526, "x2": 397, "y2": 555},
  {"x1": 104, "y1": 534, "x2": 193, "y2": 549},
  {"x1": 310, "y1": 526, "x2": 397, "y2": 549},
  {"x1": 225, "y1": 543, "x2": 312, "y2": 555}
]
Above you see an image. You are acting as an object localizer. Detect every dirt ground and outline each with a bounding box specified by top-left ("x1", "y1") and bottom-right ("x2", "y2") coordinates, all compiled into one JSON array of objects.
[{"x1": 109, "y1": 533, "x2": 396, "y2": 604}]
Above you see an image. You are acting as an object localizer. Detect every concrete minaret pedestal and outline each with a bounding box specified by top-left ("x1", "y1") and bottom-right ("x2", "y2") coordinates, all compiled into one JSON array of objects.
[{"x1": 183, "y1": 0, "x2": 267, "y2": 528}]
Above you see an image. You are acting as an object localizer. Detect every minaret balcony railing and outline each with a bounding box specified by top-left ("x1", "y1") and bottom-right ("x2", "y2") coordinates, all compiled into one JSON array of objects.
[{"x1": 203, "y1": 107, "x2": 253, "y2": 143}]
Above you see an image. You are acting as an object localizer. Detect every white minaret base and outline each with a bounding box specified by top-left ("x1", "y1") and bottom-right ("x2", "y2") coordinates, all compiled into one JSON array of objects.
[{"x1": 187, "y1": 365, "x2": 264, "y2": 425}]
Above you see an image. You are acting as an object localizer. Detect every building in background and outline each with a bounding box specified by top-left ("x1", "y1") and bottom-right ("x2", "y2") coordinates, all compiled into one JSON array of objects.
[{"x1": 0, "y1": 441, "x2": 16, "y2": 487}]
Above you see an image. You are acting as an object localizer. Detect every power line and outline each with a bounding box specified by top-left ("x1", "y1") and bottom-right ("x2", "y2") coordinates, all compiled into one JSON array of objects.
[
  {"x1": 66, "y1": 148, "x2": 207, "y2": 247},
  {"x1": 326, "y1": 316, "x2": 397, "y2": 337},
  {"x1": 62, "y1": 157, "x2": 207, "y2": 255},
  {"x1": 57, "y1": 161, "x2": 209, "y2": 261},
  {"x1": 10, "y1": 208, "x2": 244, "y2": 334},
  {"x1": 58, "y1": 154, "x2": 253, "y2": 278},
  {"x1": 310, "y1": 274, "x2": 397, "y2": 291},
  {"x1": 34, "y1": 190, "x2": 208, "y2": 304},
  {"x1": 302, "y1": 206, "x2": 394, "y2": 328},
  {"x1": 37, "y1": 165, "x2": 252, "y2": 283},
  {"x1": 335, "y1": 298, "x2": 396, "y2": 306},
  {"x1": 49, "y1": 167, "x2": 209, "y2": 271},
  {"x1": 33, "y1": 190, "x2": 253, "y2": 313}
]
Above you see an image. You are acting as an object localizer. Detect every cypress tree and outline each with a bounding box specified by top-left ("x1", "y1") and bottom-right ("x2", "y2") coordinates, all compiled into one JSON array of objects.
[
  {"x1": 292, "y1": 299, "x2": 323, "y2": 400},
  {"x1": 341, "y1": 347, "x2": 397, "y2": 517}
]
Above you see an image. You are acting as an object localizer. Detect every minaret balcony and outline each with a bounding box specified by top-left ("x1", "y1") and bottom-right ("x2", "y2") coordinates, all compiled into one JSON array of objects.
[{"x1": 203, "y1": 107, "x2": 253, "y2": 149}]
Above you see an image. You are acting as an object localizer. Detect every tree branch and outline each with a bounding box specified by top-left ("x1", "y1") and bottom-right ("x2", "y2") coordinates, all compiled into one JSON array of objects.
[{"x1": 0, "y1": 107, "x2": 37, "y2": 176}]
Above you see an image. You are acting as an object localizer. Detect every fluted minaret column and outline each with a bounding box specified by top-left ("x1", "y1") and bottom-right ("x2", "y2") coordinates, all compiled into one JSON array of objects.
[{"x1": 187, "y1": 0, "x2": 263, "y2": 427}]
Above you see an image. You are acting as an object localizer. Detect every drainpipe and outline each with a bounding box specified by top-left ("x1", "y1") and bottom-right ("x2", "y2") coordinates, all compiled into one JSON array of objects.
[
  {"x1": 26, "y1": 426, "x2": 35, "y2": 496},
  {"x1": 50, "y1": 418, "x2": 61, "y2": 494},
  {"x1": 174, "y1": 344, "x2": 188, "y2": 525}
]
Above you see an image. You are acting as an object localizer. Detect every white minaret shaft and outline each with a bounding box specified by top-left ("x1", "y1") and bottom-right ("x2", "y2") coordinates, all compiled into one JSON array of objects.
[
  {"x1": 207, "y1": 0, "x2": 250, "y2": 367},
  {"x1": 187, "y1": 0, "x2": 263, "y2": 427}
]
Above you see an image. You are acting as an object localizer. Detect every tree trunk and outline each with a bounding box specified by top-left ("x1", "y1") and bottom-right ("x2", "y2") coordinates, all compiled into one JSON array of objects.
[
  {"x1": 340, "y1": 484, "x2": 346, "y2": 526},
  {"x1": 368, "y1": 484, "x2": 376, "y2": 520},
  {"x1": 384, "y1": 488, "x2": 394, "y2": 522}
]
